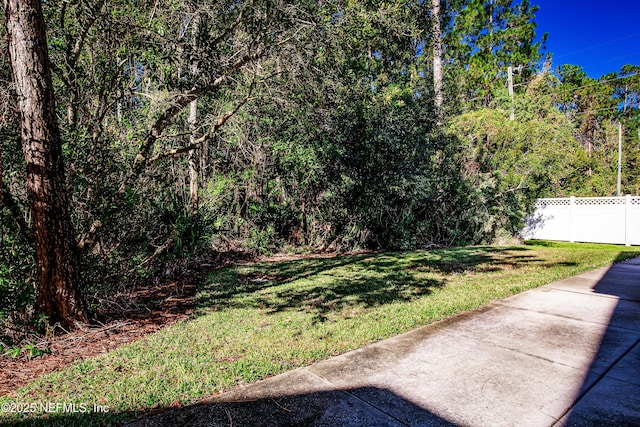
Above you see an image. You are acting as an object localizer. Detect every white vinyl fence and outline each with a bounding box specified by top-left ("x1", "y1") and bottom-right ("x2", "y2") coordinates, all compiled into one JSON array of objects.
[{"x1": 521, "y1": 196, "x2": 640, "y2": 246}]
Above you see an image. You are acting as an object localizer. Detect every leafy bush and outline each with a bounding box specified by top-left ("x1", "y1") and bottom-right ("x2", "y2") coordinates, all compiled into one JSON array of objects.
[{"x1": 0, "y1": 209, "x2": 36, "y2": 338}]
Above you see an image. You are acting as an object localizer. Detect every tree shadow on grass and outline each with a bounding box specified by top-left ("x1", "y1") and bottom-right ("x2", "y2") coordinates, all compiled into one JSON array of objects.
[
  {"x1": 397, "y1": 246, "x2": 542, "y2": 274},
  {"x1": 197, "y1": 253, "x2": 378, "y2": 306},
  {"x1": 248, "y1": 273, "x2": 444, "y2": 324},
  {"x1": 195, "y1": 246, "x2": 544, "y2": 324},
  {"x1": 197, "y1": 252, "x2": 446, "y2": 324}
]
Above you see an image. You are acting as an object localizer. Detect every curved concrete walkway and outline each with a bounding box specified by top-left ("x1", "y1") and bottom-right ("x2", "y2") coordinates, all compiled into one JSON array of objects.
[{"x1": 130, "y1": 258, "x2": 640, "y2": 426}]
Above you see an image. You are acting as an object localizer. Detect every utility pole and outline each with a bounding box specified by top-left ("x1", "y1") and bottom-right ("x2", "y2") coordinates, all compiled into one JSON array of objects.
[
  {"x1": 617, "y1": 122, "x2": 623, "y2": 196},
  {"x1": 508, "y1": 66, "x2": 514, "y2": 120}
]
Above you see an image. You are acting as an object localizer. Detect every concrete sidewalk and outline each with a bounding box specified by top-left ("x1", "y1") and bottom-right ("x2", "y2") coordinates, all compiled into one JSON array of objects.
[{"x1": 130, "y1": 258, "x2": 640, "y2": 427}]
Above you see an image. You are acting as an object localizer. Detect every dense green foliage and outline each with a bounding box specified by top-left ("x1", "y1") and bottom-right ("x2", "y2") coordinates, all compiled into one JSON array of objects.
[{"x1": 0, "y1": 0, "x2": 638, "y2": 333}]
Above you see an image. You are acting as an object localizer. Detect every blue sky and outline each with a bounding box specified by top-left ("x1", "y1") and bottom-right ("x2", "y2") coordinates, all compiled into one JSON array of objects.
[{"x1": 533, "y1": 0, "x2": 640, "y2": 78}]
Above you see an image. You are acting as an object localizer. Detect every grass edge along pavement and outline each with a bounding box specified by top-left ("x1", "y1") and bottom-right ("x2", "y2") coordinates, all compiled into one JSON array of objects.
[{"x1": 2, "y1": 241, "x2": 639, "y2": 426}]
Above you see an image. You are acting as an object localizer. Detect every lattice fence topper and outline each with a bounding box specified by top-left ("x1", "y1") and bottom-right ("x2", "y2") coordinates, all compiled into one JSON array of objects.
[
  {"x1": 535, "y1": 196, "x2": 640, "y2": 208},
  {"x1": 535, "y1": 198, "x2": 571, "y2": 207},
  {"x1": 575, "y1": 197, "x2": 625, "y2": 205}
]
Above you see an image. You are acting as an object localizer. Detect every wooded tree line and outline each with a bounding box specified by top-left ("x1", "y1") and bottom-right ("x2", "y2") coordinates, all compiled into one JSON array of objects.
[{"x1": 1, "y1": 0, "x2": 638, "y2": 331}]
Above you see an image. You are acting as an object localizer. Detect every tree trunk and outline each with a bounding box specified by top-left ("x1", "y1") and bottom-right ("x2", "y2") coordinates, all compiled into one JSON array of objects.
[
  {"x1": 431, "y1": 0, "x2": 444, "y2": 123},
  {"x1": 188, "y1": 13, "x2": 200, "y2": 217},
  {"x1": 6, "y1": 0, "x2": 89, "y2": 327},
  {"x1": 188, "y1": 99, "x2": 199, "y2": 216}
]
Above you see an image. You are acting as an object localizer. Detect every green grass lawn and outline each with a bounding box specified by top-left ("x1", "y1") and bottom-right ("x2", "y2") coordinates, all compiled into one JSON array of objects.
[{"x1": 2, "y1": 241, "x2": 639, "y2": 426}]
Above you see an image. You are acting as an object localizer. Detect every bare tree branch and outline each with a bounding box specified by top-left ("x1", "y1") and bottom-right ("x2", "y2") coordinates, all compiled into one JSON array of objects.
[
  {"x1": 148, "y1": 75, "x2": 257, "y2": 163},
  {"x1": 118, "y1": 48, "x2": 265, "y2": 192}
]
